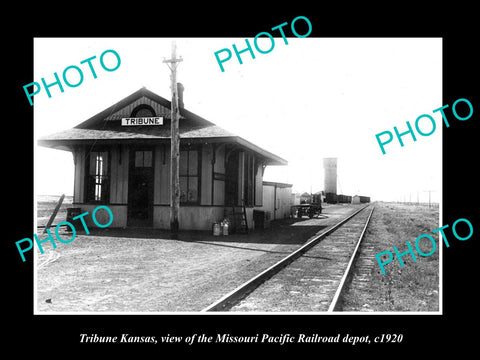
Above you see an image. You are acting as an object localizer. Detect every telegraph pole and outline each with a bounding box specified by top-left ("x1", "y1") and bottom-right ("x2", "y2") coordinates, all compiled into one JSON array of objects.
[{"x1": 163, "y1": 41, "x2": 183, "y2": 238}]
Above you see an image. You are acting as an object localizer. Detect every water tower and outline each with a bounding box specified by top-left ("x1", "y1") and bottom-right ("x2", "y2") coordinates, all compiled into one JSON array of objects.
[{"x1": 323, "y1": 158, "x2": 337, "y2": 203}]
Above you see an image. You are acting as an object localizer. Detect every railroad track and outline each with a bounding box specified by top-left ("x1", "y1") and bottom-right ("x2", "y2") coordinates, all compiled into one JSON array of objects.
[{"x1": 202, "y1": 204, "x2": 375, "y2": 312}]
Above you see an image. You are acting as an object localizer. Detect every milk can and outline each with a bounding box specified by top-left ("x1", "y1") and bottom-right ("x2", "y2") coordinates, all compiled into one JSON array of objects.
[
  {"x1": 212, "y1": 222, "x2": 221, "y2": 236},
  {"x1": 222, "y1": 221, "x2": 229, "y2": 236}
]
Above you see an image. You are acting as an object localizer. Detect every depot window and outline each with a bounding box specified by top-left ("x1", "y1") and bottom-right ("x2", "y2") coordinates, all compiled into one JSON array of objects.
[
  {"x1": 135, "y1": 150, "x2": 152, "y2": 167},
  {"x1": 179, "y1": 149, "x2": 200, "y2": 204},
  {"x1": 131, "y1": 104, "x2": 156, "y2": 117},
  {"x1": 86, "y1": 151, "x2": 109, "y2": 203}
]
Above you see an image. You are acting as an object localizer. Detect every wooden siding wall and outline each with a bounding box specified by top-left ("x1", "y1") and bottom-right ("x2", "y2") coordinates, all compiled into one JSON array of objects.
[
  {"x1": 238, "y1": 151, "x2": 245, "y2": 205},
  {"x1": 275, "y1": 186, "x2": 293, "y2": 219},
  {"x1": 154, "y1": 145, "x2": 170, "y2": 205},
  {"x1": 109, "y1": 145, "x2": 129, "y2": 204},
  {"x1": 235, "y1": 151, "x2": 263, "y2": 207},
  {"x1": 69, "y1": 143, "x2": 273, "y2": 230},
  {"x1": 201, "y1": 144, "x2": 212, "y2": 205},
  {"x1": 259, "y1": 183, "x2": 293, "y2": 222},
  {"x1": 73, "y1": 146, "x2": 129, "y2": 204},
  {"x1": 79, "y1": 204, "x2": 127, "y2": 228},
  {"x1": 261, "y1": 185, "x2": 275, "y2": 220},
  {"x1": 153, "y1": 144, "x2": 222, "y2": 206},
  {"x1": 255, "y1": 163, "x2": 263, "y2": 206},
  {"x1": 213, "y1": 145, "x2": 226, "y2": 206},
  {"x1": 73, "y1": 148, "x2": 85, "y2": 203},
  {"x1": 153, "y1": 206, "x2": 225, "y2": 230},
  {"x1": 71, "y1": 143, "x2": 266, "y2": 229}
]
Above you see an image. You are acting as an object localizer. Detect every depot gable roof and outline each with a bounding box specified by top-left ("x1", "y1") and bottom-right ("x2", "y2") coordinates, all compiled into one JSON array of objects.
[{"x1": 38, "y1": 87, "x2": 287, "y2": 166}]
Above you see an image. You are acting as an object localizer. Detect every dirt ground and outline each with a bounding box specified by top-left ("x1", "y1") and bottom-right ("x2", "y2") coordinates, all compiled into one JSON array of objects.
[
  {"x1": 35, "y1": 200, "x2": 439, "y2": 313},
  {"x1": 35, "y1": 202, "x2": 360, "y2": 313},
  {"x1": 341, "y1": 201, "x2": 440, "y2": 312}
]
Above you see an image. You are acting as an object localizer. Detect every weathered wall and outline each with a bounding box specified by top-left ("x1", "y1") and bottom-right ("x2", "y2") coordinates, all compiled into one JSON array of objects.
[
  {"x1": 257, "y1": 182, "x2": 293, "y2": 227},
  {"x1": 109, "y1": 145, "x2": 129, "y2": 204},
  {"x1": 72, "y1": 204, "x2": 127, "y2": 229}
]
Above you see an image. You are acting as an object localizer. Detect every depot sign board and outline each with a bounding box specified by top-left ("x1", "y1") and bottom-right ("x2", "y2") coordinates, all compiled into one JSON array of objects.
[{"x1": 121, "y1": 117, "x2": 163, "y2": 126}]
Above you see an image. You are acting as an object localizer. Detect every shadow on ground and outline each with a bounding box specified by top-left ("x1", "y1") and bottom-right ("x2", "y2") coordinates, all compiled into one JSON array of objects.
[{"x1": 65, "y1": 216, "x2": 329, "y2": 246}]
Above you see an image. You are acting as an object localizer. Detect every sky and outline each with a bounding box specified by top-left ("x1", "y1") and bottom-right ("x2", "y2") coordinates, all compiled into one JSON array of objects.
[{"x1": 34, "y1": 37, "x2": 442, "y2": 203}]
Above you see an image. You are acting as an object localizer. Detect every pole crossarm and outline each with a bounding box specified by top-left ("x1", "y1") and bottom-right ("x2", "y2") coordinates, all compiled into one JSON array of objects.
[{"x1": 163, "y1": 57, "x2": 183, "y2": 72}]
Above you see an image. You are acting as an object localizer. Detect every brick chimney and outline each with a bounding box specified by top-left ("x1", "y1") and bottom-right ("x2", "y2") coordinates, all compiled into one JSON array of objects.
[{"x1": 177, "y1": 82, "x2": 184, "y2": 108}]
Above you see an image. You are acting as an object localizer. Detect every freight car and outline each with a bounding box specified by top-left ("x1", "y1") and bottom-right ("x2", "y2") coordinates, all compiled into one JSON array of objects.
[
  {"x1": 337, "y1": 194, "x2": 352, "y2": 203},
  {"x1": 352, "y1": 195, "x2": 370, "y2": 203},
  {"x1": 359, "y1": 196, "x2": 370, "y2": 203},
  {"x1": 325, "y1": 192, "x2": 337, "y2": 204},
  {"x1": 292, "y1": 195, "x2": 322, "y2": 218}
]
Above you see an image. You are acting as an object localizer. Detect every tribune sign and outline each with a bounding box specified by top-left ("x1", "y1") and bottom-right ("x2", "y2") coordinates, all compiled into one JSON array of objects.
[{"x1": 121, "y1": 117, "x2": 163, "y2": 126}]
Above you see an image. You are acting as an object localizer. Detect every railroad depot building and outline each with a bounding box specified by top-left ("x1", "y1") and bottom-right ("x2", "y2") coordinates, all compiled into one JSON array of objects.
[{"x1": 38, "y1": 87, "x2": 287, "y2": 230}]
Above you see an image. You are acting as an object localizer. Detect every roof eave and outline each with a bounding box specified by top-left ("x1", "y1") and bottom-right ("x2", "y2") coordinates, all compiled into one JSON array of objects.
[
  {"x1": 234, "y1": 136, "x2": 288, "y2": 166},
  {"x1": 38, "y1": 136, "x2": 288, "y2": 166}
]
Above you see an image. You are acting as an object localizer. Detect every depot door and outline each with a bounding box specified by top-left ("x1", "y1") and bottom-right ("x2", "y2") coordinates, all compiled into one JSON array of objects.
[{"x1": 128, "y1": 149, "x2": 154, "y2": 227}]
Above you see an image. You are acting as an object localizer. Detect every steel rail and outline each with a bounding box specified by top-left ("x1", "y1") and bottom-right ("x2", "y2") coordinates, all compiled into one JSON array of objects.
[
  {"x1": 328, "y1": 205, "x2": 375, "y2": 312},
  {"x1": 202, "y1": 204, "x2": 371, "y2": 312}
]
